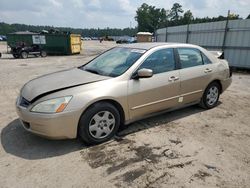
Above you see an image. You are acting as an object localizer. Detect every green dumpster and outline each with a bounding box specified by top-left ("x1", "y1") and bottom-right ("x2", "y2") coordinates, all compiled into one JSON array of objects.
[{"x1": 7, "y1": 31, "x2": 82, "y2": 55}]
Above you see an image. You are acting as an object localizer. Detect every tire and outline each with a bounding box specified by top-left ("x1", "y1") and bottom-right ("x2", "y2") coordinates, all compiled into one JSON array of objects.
[
  {"x1": 78, "y1": 102, "x2": 120, "y2": 145},
  {"x1": 40, "y1": 51, "x2": 47, "y2": 57},
  {"x1": 200, "y1": 82, "x2": 221, "y2": 109},
  {"x1": 21, "y1": 51, "x2": 28, "y2": 59}
]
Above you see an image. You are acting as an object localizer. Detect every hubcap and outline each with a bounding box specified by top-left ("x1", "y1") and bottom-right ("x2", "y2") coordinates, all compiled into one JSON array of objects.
[
  {"x1": 22, "y1": 52, "x2": 28, "y2": 58},
  {"x1": 41, "y1": 51, "x2": 46, "y2": 57},
  {"x1": 206, "y1": 86, "x2": 219, "y2": 106},
  {"x1": 88, "y1": 111, "x2": 115, "y2": 139}
]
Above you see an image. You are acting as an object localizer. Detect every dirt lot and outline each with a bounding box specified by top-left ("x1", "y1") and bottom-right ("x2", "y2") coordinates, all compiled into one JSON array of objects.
[{"x1": 0, "y1": 41, "x2": 250, "y2": 188}]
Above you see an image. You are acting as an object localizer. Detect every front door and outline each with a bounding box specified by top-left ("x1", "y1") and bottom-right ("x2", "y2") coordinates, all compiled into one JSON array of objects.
[{"x1": 128, "y1": 48, "x2": 181, "y2": 120}]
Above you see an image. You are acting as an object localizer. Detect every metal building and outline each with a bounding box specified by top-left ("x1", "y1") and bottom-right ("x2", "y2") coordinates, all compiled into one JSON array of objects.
[{"x1": 156, "y1": 19, "x2": 250, "y2": 69}]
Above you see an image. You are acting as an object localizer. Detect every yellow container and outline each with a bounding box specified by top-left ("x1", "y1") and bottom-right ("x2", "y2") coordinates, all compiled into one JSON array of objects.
[{"x1": 70, "y1": 34, "x2": 82, "y2": 54}]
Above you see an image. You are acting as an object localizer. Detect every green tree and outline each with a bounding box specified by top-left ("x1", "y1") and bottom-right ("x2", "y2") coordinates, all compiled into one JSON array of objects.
[
  {"x1": 183, "y1": 10, "x2": 194, "y2": 24},
  {"x1": 135, "y1": 3, "x2": 168, "y2": 32},
  {"x1": 247, "y1": 14, "x2": 250, "y2": 19},
  {"x1": 228, "y1": 13, "x2": 240, "y2": 20},
  {"x1": 170, "y1": 3, "x2": 184, "y2": 21}
]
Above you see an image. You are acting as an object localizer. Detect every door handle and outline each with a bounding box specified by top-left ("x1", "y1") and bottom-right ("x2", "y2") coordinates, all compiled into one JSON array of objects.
[
  {"x1": 168, "y1": 76, "x2": 179, "y2": 82},
  {"x1": 204, "y1": 68, "x2": 213, "y2": 73}
]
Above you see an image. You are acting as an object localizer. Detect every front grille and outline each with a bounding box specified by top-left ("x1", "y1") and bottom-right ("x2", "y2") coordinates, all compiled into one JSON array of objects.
[{"x1": 20, "y1": 97, "x2": 30, "y2": 108}]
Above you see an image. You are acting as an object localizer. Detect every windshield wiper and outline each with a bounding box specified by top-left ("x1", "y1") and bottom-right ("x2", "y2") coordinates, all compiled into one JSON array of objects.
[{"x1": 84, "y1": 68, "x2": 100, "y2": 75}]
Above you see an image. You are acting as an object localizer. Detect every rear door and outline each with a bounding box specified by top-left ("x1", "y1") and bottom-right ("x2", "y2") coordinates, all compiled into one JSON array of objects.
[
  {"x1": 177, "y1": 48, "x2": 215, "y2": 104},
  {"x1": 128, "y1": 48, "x2": 181, "y2": 120}
]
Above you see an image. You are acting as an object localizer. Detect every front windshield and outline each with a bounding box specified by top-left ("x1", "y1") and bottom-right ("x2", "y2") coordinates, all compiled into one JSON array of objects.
[{"x1": 80, "y1": 47, "x2": 146, "y2": 77}]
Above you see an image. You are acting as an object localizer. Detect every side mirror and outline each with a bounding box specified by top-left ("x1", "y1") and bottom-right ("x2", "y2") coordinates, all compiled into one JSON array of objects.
[{"x1": 132, "y1": 68, "x2": 153, "y2": 79}]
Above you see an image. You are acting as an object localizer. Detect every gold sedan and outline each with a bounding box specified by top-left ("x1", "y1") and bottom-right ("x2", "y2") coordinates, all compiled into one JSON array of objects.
[{"x1": 16, "y1": 43, "x2": 232, "y2": 144}]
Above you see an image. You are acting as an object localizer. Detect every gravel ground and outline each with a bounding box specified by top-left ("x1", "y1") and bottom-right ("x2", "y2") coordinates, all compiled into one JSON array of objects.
[{"x1": 0, "y1": 41, "x2": 250, "y2": 188}]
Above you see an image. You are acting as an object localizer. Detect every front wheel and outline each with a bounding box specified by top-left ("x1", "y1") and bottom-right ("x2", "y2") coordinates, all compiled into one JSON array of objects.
[
  {"x1": 40, "y1": 50, "x2": 47, "y2": 57},
  {"x1": 78, "y1": 102, "x2": 120, "y2": 145},
  {"x1": 200, "y1": 82, "x2": 221, "y2": 109},
  {"x1": 21, "y1": 51, "x2": 28, "y2": 59}
]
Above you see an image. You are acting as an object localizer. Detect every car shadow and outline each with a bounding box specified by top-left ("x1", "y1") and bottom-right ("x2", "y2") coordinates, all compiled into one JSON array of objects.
[
  {"x1": 1, "y1": 104, "x2": 219, "y2": 160},
  {"x1": 0, "y1": 55, "x2": 44, "y2": 60},
  {"x1": 1, "y1": 119, "x2": 84, "y2": 160},
  {"x1": 116, "y1": 104, "x2": 217, "y2": 137},
  {"x1": 0, "y1": 57, "x2": 19, "y2": 60}
]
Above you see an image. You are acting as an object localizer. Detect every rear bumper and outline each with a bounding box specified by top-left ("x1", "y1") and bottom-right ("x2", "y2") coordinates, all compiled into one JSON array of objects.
[
  {"x1": 16, "y1": 105, "x2": 81, "y2": 139},
  {"x1": 221, "y1": 77, "x2": 232, "y2": 93}
]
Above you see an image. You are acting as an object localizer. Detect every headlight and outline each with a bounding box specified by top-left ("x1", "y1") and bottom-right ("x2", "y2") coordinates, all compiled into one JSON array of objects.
[{"x1": 31, "y1": 96, "x2": 72, "y2": 113}]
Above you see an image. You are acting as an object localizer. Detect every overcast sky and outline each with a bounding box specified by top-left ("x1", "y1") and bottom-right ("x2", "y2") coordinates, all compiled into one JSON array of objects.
[{"x1": 0, "y1": 0, "x2": 249, "y2": 28}]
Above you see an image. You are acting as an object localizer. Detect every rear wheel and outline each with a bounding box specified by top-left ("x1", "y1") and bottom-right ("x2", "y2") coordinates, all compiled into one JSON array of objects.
[
  {"x1": 78, "y1": 102, "x2": 120, "y2": 145},
  {"x1": 200, "y1": 82, "x2": 220, "y2": 109},
  {"x1": 21, "y1": 51, "x2": 28, "y2": 59},
  {"x1": 40, "y1": 50, "x2": 47, "y2": 57}
]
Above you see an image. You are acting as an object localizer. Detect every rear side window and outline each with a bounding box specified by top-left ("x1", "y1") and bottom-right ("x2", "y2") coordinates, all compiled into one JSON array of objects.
[
  {"x1": 138, "y1": 48, "x2": 175, "y2": 74},
  {"x1": 177, "y1": 48, "x2": 203, "y2": 69},
  {"x1": 201, "y1": 53, "x2": 212, "y2": 64}
]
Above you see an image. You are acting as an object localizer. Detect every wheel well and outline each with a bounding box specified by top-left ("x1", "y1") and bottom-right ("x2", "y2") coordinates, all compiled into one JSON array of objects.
[
  {"x1": 99, "y1": 99, "x2": 125, "y2": 125},
  {"x1": 77, "y1": 99, "x2": 125, "y2": 134},
  {"x1": 210, "y1": 80, "x2": 222, "y2": 93}
]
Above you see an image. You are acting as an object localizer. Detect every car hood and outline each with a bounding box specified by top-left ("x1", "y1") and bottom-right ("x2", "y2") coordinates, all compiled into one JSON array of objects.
[{"x1": 21, "y1": 68, "x2": 109, "y2": 102}]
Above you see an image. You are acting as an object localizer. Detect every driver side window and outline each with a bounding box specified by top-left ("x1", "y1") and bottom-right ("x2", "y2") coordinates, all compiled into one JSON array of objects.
[{"x1": 138, "y1": 48, "x2": 175, "y2": 74}]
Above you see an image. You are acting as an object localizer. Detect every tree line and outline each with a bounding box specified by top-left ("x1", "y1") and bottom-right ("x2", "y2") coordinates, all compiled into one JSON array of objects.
[
  {"x1": 0, "y1": 2, "x2": 249, "y2": 36},
  {"x1": 135, "y1": 3, "x2": 248, "y2": 33},
  {"x1": 0, "y1": 22, "x2": 137, "y2": 37}
]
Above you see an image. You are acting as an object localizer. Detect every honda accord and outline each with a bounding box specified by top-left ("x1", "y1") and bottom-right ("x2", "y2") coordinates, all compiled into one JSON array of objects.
[{"x1": 16, "y1": 43, "x2": 232, "y2": 144}]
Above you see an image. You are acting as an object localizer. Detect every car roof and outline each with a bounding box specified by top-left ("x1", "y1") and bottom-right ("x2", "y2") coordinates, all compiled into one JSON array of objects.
[{"x1": 119, "y1": 42, "x2": 200, "y2": 50}]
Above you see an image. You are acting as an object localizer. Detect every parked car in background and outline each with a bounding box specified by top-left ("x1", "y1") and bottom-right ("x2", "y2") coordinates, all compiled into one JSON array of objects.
[
  {"x1": 16, "y1": 43, "x2": 232, "y2": 144},
  {"x1": 11, "y1": 43, "x2": 47, "y2": 58},
  {"x1": 0, "y1": 35, "x2": 7, "y2": 41},
  {"x1": 82, "y1": 37, "x2": 91, "y2": 41},
  {"x1": 91, "y1": 37, "x2": 99, "y2": 40},
  {"x1": 116, "y1": 38, "x2": 136, "y2": 44},
  {"x1": 116, "y1": 39, "x2": 129, "y2": 44}
]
